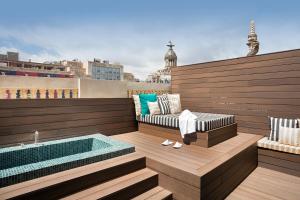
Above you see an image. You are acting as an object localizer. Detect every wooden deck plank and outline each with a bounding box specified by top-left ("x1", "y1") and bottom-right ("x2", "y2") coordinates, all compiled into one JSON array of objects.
[
  {"x1": 117, "y1": 132, "x2": 220, "y2": 166},
  {"x1": 132, "y1": 186, "x2": 164, "y2": 200},
  {"x1": 227, "y1": 167, "x2": 300, "y2": 200},
  {"x1": 132, "y1": 186, "x2": 172, "y2": 200}
]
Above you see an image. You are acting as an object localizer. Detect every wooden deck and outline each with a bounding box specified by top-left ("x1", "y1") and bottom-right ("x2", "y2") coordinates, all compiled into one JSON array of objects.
[
  {"x1": 227, "y1": 167, "x2": 300, "y2": 200},
  {"x1": 113, "y1": 131, "x2": 262, "y2": 199}
]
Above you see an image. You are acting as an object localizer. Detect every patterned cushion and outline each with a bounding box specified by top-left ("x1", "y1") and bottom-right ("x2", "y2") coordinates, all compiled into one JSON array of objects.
[
  {"x1": 139, "y1": 93, "x2": 157, "y2": 115},
  {"x1": 279, "y1": 126, "x2": 300, "y2": 146},
  {"x1": 268, "y1": 117, "x2": 299, "y2": 141},
  {"x1": 132, "y1": 95, "x2": 141, "y2": 116},
  {"x1": 257, "y1": 137, "x2": 300, "y2": 154},
  {"x1": 167, "y1": 94, "x2": 182, "y2": 114},
  {"x1": 147, "y1": 101, "x2": 161, "y2": 115},
  {"x1": 138, "y1": 112, "x2": 235, "y2": 132},
  {"x1": 157, "y1": 94, "x2": 171, "y2": 115}
]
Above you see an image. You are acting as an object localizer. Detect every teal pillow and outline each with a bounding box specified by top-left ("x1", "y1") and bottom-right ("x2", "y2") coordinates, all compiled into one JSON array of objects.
[{"x1": 139, "y1": 93, "x2": 157, "y2": 115}]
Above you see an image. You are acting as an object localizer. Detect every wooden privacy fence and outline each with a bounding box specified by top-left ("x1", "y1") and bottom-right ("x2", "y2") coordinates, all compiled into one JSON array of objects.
[
  {"x1": 172, "y1": 49, "x2": 300, "y2": 135},
  {"x1": 0, "y1": 98, "x2": 137, "y2": 146}
]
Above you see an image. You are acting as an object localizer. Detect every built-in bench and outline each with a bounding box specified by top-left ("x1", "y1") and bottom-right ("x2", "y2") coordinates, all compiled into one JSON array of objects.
[
  {"x1": 137, "y1": 112, "x2": 237, "y2": 148},
  {"x1": 257, "y1": 137, "x2": 300, "y2": 177},
  {"x1": 138, "y1": 122, "x2": 237, "y2": 148}
]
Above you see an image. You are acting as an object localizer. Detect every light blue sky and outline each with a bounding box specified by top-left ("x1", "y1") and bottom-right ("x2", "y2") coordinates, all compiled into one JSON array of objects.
[{"x1": 0, "y1": 0, "x2": 299, "y2": 79}]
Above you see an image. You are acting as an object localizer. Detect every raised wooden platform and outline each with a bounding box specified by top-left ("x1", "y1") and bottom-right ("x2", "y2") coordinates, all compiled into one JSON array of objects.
[
  {"x1": 113, "y1": 131, "x2": 262, "y2": 200},
  {"x1": 138, "y1": 122, "x2": 237, "y2": 148},
  {"x1": 227, "y1": 167, "x2": 300, "y2": 200}
]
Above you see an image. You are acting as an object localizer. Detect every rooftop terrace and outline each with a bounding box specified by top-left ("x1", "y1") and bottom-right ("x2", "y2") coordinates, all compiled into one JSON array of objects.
[{"x1": 0, "y1": 49, "x2": 299, "y2": 199}]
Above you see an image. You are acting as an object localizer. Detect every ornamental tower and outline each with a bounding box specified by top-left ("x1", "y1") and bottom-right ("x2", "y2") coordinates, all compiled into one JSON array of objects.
[
  {"x1": 247, "y1": 20, "x2": 260, "y2": 56},
  {"x1": 164, "y1": 41, "x2": 177, "y2": 68}
]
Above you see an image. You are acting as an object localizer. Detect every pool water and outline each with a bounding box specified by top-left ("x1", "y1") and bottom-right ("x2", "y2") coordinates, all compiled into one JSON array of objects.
[{"x1": 0, "y1": 134, "x2": 134, "y2": 187}]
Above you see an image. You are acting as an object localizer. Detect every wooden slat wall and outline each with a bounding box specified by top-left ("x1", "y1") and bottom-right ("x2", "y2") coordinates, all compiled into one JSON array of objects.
[
  {"x1": 0, "y1": 98, "x2": 137, "y2": 146},
  {"x1": 172, "y1": 49, "x2": 300, "y2": 135}
]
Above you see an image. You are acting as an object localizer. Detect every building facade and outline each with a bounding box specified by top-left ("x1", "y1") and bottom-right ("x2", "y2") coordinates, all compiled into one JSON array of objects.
[
  {"x1": 0, "y1": 51, "x2": 73, "y2": 78},
  {"x1": 88, "y1": 59, "x2": 124, "y2": 80},
  {"x1": 61, "y1": 59, "x2": 86, "y2": 78}
]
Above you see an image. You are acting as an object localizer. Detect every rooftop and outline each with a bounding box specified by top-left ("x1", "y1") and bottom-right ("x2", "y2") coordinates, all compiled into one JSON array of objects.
[{"x1": 0, "y1": 49, "x2": 299, "y2": 199}]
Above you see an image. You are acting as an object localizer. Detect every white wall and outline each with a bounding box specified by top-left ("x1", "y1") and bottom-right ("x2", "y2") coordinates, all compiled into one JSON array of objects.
[
  {"x1": 79, "y1": 79, "x2": 128, "y2": 98},
  {"x1": 0, "y1": 76, "x2": 170, "y2": 98}
]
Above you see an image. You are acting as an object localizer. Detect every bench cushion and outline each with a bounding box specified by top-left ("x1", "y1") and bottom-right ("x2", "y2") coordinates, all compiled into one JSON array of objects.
[
  {"x1": 137, "y1": 112, "x2": 235, "y2": 132},
  {"x1": 257, "y1": 137, "x2": 300, "y2": 155}
]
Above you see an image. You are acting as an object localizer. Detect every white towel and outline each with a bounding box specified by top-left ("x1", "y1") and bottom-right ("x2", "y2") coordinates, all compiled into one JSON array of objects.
[{"x1": 179, "y1": 109, "x2": 197, "y2": 138}]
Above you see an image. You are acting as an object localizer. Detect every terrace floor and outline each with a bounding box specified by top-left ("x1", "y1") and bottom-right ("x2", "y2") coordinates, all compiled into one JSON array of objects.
[
  {"x1": 227, "y1": 167, "x2": 300, "y2": 200},
  {"x1": 113, "y1": 131, "x2": 262, "y2": 199}
]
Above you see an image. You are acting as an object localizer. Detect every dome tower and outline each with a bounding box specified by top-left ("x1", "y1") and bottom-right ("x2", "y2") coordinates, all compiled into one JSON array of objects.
[{"x1": 164, "y1": 41, "x2": 177, "y2": 68}]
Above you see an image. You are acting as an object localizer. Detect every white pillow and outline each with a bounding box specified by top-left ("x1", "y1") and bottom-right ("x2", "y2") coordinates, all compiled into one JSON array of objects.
[
  {"x1": 132, "y1": 95, "x2": 141, "y2": 116},
  {"x1": 279, "y1": 125, "x2": 300, "y2": 146},
  {"x1": 167, "y1": 94, "x2": 182, "y2": 114},
  {"x1": 147, "y1": 101, "x2": 161, "y2": 115}
]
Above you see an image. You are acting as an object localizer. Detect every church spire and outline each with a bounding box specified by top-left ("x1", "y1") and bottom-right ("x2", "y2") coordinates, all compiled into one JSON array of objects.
[
  {"x1": 249, "y1": 20, "x2": 256, "y2": 35},
  {"x1": 247, "y1": 20, "x2": 260, "y2": 56}
]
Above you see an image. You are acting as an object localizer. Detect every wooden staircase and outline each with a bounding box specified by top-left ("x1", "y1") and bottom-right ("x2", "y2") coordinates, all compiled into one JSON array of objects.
[{"x1": 0, "y1": 152, "x2": 172, "y2": 200}]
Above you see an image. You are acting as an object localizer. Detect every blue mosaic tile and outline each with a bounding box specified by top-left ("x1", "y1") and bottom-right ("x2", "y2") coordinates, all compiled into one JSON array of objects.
[{"x1": 0, "y1": 134, "x2": 135, "y2": 187}]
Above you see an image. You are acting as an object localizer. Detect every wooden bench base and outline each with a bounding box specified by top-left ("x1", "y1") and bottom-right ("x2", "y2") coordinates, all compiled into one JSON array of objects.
[
  {"x1": 138, "y1": 122, "x2": 237, "y2": 148},
  {"x1": 258, "y1": 148, "x2": 300, "y2": 177}
]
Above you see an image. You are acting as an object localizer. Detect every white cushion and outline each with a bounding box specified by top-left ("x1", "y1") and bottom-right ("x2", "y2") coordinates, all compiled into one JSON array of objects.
[
  {"x1": 147, "y1": 101, "x2": 161, "y2": 115},
  {"x1": 167, "y1": 94, "x2": 182, "y2": 114},
  {"x1": 257, "y1": 137, "x2": 300, "y2": 154},
  {"x1": 132, "y1": 95, "x2": 141, "y2": 116},
  {"x1": 279, "y1": 126, "x2": 300, "y2": 146}
]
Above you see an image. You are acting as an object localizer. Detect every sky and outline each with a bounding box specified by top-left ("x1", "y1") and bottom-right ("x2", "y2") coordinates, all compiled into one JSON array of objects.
[{"x1": 0, "y1": 0, "x2": 299, "y2": 80}]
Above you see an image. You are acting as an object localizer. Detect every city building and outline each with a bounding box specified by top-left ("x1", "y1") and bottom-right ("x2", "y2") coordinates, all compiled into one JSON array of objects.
[
  {"x1": 146, "y1": 41, "x2": 177, "y2": 83},
  {"x1": 124, "y1": 72, "x2": 139, "y2": 82},
  {"x1": 0, "y1": 51, "x2": 19, "y2": 61},
  {"x1": 61, "y1": 59, "x2": 86, "y2": 78},
  {"x1": 88, "y1": 59, "x2": 124, "y2": 80},
  {"x1": 0, "y1": 51, "x2": 73, "y2": 78}
]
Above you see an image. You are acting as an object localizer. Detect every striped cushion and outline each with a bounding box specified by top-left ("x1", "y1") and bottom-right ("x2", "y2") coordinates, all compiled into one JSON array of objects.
[
  {"x1": 269, "y1": 117, "x2": 299, "y2": 141},
  {"x1": 257, "y1": 137, "x2": 300, "y2": 154},
  {"x1": 278, "y1": 126, "x2": 300, "y2": 146},
  {"x1": 157, "y1": 94, "x2": 171, "y2": 115},
  {"x1": 138, "y1": 112, "x2": 235, "y2": 132}
]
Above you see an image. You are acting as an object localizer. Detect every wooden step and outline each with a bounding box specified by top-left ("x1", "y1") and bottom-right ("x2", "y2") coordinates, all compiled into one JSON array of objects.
[
  {"x1": 0, "y1": 152, "x2": 146, "y2": 200},
  {"x1": 61, "y1": 168, "x2": 159, "y2": 200},
  {"x1": 132, "y1": 186, "x2": 173, "y2": 200}
]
